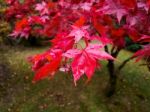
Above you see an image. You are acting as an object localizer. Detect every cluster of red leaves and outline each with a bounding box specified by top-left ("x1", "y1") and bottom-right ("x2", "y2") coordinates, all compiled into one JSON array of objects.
[{"x1": 5, "y1": 0, "x2": 150, "y2": 84}]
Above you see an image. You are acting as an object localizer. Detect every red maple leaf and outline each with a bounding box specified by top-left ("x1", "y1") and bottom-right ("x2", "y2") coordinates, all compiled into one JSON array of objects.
[
  {"x1": 138, "y1": 35, "x2": 150, "y2": 43},
  {"x1": 134, "y1": 44, "x2": 150, "y2": 61},
  {"x1": 110, "y1": 27, "x2": 126, "y2": 48},
  {"x1": 29, "y1": 49, "x2": 62, "y2": 82},
  {"x1": 119, "y1": 0, "x2": 137, "y2": 9},
  {"x1": 51, "y1": 33, "x2": 75, "y2": 51},
  {"x1": 63, "y1": 44, "x2": 114, "y2": 85},
  {"x1": 33, "y1": 54, "x2": 62, "y2": 82},
  {"x1": 100, "y1": 0, "x2": 128, "y2": 23},
  {"x1": 74, "y1": 16, "x2": 86, "y2": 27}
]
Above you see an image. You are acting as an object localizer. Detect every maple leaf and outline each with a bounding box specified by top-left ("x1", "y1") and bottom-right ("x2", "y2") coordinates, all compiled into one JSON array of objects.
[
  {"x1": 51, "y1": 33, "x2": 75, "y2": 51},
  {"x1": 138, "y1": 35, "x2": 150, "y2": 43},
  {"x1": 110, "y1": 27, "x2": 126, "y2": 48},
  {"x1": 58, "y1": 0, "x2": 70, "y2": 8},
  {"x1": 28, "y1": 52, "x2": 52, "y2": 71},
  {"x1": 92, "y1": 14, "x2": 108, "y2": 36},
  {"x1": 99, "y1": 36, "x2": 112, "y2": 45},
  {"x1": 133, "y1": 44, "x2": 150, "y2": 62},
  {"x1": 32, "y1": 49, "x2": 62, "y2": 82},
  {"x1": 85, "y1": 44, "x2": 114, "y2": 60},
  {"x1": 111, "y1": 27, "x2": 125, "y2": 37},
  {"x1": 63, "y1": 49, "x2": 81, "y2": 58},
  {"x1": 68, "y1": 26, "x2": 90, "y2": 42},
  {"x1": 63, "y1": 44, "x2": 114, "y2": 85},
  {"x1": 10, "y1": 17, "x2": 31, "y2": 38},
  {"x1": 100, "y1": 0, "x2": 128, "y2": 23},
  {"x1": 15, "y1": 18, "x2": 29, "y2": 31},
  {"x1": 35, "y1": 1, "x2": 49, "y2": 15},
  {"x1": 47, "y1": 1, "x2": 56, "y2": 9},
  {"x1": 147, "y1": 0, "x2": 150, "y2": 8},
  {"x1": 29, "y1": 16, "x2": 47, "y2": 25},
  {"x1": 127, "y1": 27, "x2": 140, "y2": 42},
  {"x1": 93, "y1": 21, "x2": 108, "y2": 36},
  {"x1": 119, "y1": 0, "x2": 137, "y2": 9},
  {"x1": 91, "y1": 35, "x2": 112, "y2": 46},
  {"x1": 137, "y1": 2, "x2": 149, "y2": 12},
  {"x1": 126, "y1": 15, "x2": 138, "y2": 26},
  {"x1": 42, "y1": 15, "x2": 61, "y2": 37},
  {"x1": 74, "y1": 16, "x2": 86, "y2": 27},
  {"x1": 33, "y1": 55, "x2": 61, "y2": 82},
  {"x1": 71, "y1": 51, "x2": 97, "y2": 85},
  {"x1": 80, "y1": 2, "x2": 92, "y2": 11},
  {"x1": 10, "y1": 27, "x2": 31, "y2": 39}
]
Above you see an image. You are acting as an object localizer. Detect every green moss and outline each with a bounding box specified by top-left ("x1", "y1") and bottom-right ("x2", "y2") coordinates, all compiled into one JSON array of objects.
[{"x1": 0, "y1": 46, "x2": 150, "y2": 112}]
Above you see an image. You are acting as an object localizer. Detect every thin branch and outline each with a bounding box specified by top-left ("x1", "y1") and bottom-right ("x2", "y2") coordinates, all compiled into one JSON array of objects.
[
  {"x1": 104, "y1": 45, "x2": 109, "y2": 53},
  {"x1": 111, "y1": 46, "x2": 115, "y2": 54},
  {"x1": 118, "y1": 56, "x2": 135, "y2": 71},
  {"x1": 112, "y1": 47, "x2": 120, "y2": 58}
]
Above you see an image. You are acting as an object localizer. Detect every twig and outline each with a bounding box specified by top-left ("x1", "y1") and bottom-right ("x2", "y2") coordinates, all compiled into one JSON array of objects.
[
  {"x1": 118, "y1": 56, "x2": 135, "y2": 71},
  {"x1": 104, "y1": 45, "x2": 109, "y2": 53}
]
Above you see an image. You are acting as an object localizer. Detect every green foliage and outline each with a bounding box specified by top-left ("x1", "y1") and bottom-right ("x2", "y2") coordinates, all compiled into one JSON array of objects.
[
  {"x1": 0, "y1": 21, "x2": 11, "y2": 45},
  {"x1": 0, "y1": 0, "x2": 12, "y2": 45},
  {"x1": 0, "y1": 0, "x2": 7, "y2": 17}
]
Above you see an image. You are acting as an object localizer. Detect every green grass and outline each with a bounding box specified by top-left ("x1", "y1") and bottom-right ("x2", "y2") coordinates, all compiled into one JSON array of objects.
[{"x1": 0, "y1": 46, "x2": 150, "y2": 112}]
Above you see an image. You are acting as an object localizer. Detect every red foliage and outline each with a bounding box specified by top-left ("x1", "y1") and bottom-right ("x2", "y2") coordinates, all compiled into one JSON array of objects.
[{"x1": 5, "y1": 0, "x2": 150, "y2": 84}]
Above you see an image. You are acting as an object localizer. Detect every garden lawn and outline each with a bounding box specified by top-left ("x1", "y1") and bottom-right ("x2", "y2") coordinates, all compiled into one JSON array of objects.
[{"x1": 0, "y1": 46, "x2": 150, "y2": 112}]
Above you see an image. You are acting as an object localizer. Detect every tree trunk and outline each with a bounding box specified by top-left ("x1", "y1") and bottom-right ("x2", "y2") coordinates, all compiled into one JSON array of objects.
[
  {"x1": 104, "y1": 46, "x2": 120, "y2": 97},
  {"x1": 106, "y1": 60, "x2": 117, "y2": 97}
]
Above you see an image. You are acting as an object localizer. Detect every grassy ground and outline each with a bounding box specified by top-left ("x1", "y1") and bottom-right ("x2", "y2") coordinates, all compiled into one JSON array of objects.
[{"x1": 0, "y1": 45, "x2": 150, "y2": 112}]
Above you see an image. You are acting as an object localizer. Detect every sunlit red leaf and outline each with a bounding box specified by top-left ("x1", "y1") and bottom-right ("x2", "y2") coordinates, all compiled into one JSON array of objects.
[{"x1": 64, "y1": 44, "x2": 114, "y2": 84}]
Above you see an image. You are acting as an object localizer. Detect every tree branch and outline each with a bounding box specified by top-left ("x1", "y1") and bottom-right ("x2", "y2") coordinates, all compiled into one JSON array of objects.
[
  {"x1": 104, "y1": 45, "x2": 109, "y2": 53},
  {"x1": 118, "y1": 56, "x2": 135, "y2": 71}
]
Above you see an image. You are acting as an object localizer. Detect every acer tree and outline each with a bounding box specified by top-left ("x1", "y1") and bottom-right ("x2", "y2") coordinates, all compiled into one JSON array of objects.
[{"x1": 5, "y1": 0, "x2": 150, "y2": 96}]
